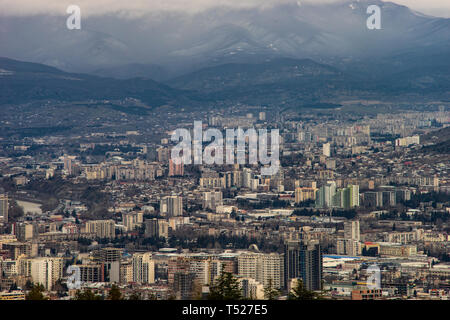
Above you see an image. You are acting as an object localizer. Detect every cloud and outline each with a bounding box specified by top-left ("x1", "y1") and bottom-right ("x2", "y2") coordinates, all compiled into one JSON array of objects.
[
  {"x1": 0, "y1": 0, "x2": 294, "y2": 17},
  {"x1": 391, "y1": 0, "x2": 450, "y2": 17},
  {"x1": 0, "y1": 0, "x2": 449, "y2": 18}
]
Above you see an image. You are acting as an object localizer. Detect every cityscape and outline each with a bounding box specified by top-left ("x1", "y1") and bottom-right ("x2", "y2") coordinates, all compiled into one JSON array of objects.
[{"x1": 0, "y1": 0, "x2": 449, "y2": 307}]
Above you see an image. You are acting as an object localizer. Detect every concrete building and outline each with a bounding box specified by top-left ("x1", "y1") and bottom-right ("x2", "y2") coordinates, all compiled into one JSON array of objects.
[
  {"x1": 160, "y1": 196, "x2": 183, "y2": 217},
  {"x1": 238, "y1": 252, "x2": 284, "y2": 289},
  {"x1": 295, "y1": 187, "x2": 317, "y2": 203},
  {"x1": 337, "y1": 239, "x2": 362, "y2": 256},
  {"x1": 344, "y1": 220, "x2": 360, "y2": 242},
  {"x1": 203, "y1": 191, "x2": 223, "y2": 211},
  {"x1": 3, "y1": 242, "x2": 38, "y2": 259},
  {"x1": 29, "y1": 257, "x2": 63, "y2": 290},
  {"x1": 169, "y1": 158, "x2": 184, "y2": 177},
  {"x1": 120, "y1": 261, "x2": 133, "y2": 284},
  {"x1": 100, "y1": 248, "x2": 122, "y2": 263},
  {"x1": 336, "y1": 220, "x2": 362, "y2": 256},
  {"x1": 284, "y1": 240, "x2": 323, "y2": 291},
  {"x1": 323, "y1": 143, "x2": 331, "y2": 157},
  {"x1": 332, "y1": 185, "x2": 359, "y2": 209},
  {"x1": 132, "y1": 252, "x2": 155, "y2": 284},
  {"x1": 189, "y1": 257, "x2": 210, "y2": 286},
  {"x1": 173, "y1": 272, "x2": 196, "y2": 300},
  {"x1": 379, "y1": 243, "x2": 417, "y2": 257},
  {"x1": 0, "y1": 194, "x2": 8, "y2": 223},
  {"x1": 16, "y1": 223, "x2": 35, "y2": 242},
  {"x1": 351, "y1": 287, "x2": 383, "y2": 300},
  {"x1": 145, "y1": 218, "x2": 169, "y2": 239},
  {"x1": 239, "y1": 277, "x2": 265, "y2": 299},
  {"x1": 79, "y1": 264, "x2": 103, "y2": 283},
  {"x1": 122, "y1": 211, "x2": 143, "y2": 232},
  {"x1": 315, "y1": 182, "x2": 336, "y2": 208},
  {"x1": 99, "y1": 247, "x2": 122, "y2": 283},
  {"x1": 85, "y1": 220, "x2": 115, "y2": 239}
]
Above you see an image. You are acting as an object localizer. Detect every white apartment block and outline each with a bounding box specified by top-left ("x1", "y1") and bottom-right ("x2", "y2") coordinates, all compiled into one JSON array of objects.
[
  {"x1": 85, "y1": 219, "x2": 115, "y2": 239},
  {"x1": 238, "y1": 252, "x2": 284, "y2": 289},
  {"x1": 132, "y1": 252, "x2": 155, "y2": 284}
]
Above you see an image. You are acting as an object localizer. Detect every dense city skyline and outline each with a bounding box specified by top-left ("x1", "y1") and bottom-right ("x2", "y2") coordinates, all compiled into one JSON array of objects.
[{"x1": 0, "y1": 0, "x2": 448, "y2": 310}]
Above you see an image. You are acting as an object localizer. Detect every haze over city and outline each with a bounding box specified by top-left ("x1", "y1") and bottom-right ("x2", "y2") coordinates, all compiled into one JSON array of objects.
[{"x1": 0, "y1": 0, "x2": 448, "y2": 310}]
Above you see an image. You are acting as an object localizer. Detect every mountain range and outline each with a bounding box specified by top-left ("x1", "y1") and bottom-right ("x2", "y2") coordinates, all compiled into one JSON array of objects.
[
  {"x1": 1, "y1": 0, "x2": 448, "y2": 77},
  {"x1": 0, "y1": 0, "x2": 449, "y2": 106},
  {"x1": 0, "y1": 57, "x2": 194, "y2": 107}
]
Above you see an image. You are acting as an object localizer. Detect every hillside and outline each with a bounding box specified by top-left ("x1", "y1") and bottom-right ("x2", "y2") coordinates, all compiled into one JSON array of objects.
[{"x1": 0, "y1": 57, "x2": 194, "y2": 107}]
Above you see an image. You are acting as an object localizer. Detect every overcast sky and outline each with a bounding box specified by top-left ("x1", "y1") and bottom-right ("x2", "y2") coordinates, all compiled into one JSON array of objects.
[{"x1": 0, "y1": 0, "x2": 449, "y2": 18}]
